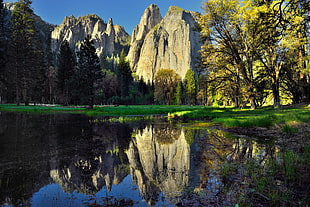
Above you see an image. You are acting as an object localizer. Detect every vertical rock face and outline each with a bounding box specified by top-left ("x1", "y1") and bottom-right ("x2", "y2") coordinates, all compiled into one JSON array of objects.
[
  {"x1": 129, "y1": 5, "x2": 201, "y2": 82},
  {"x1": 51, "y1": 14, "x2": 129, "y2": 56},
  {"x1": 128, "y1": 4, "x2": 162, "y2": 72}
]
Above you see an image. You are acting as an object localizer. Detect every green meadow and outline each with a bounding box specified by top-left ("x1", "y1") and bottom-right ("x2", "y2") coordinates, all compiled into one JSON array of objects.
[{"x1": 1, "y1": 104, "x2": 309, "y2": 129}]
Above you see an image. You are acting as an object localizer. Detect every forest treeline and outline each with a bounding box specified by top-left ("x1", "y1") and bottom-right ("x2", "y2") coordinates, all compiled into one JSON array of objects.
[{"x1": 0, "y1": 0, "x2": 309, "y2": 108}]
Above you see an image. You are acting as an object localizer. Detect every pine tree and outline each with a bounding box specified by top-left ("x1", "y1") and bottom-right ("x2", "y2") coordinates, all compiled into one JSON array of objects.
[
  {"x1": 117, "y1": 49, "x2": 132, "y2": 98},
  {"x1": 11, "y1": 0, "x2": 36, "y2": 105},
  {"x1": 0, "y1": 0, "x2": 7, "y2": 103},
  {"x1": 57, "y1": 40, "x2": 75, "y2": 105},
  {"x1": 75, "y1": 35, "x2": 102, "y2": 108}
]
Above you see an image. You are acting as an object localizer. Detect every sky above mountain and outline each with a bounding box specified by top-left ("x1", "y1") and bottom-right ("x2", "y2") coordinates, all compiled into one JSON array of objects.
[{"x1": 4, "y1": 0, "x2": 203, "y2": 34}]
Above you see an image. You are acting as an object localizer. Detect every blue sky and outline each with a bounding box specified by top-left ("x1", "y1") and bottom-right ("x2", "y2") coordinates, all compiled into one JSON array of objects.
[{"x1": 4, "y1": 0, "x2": 203, "y2": 34}]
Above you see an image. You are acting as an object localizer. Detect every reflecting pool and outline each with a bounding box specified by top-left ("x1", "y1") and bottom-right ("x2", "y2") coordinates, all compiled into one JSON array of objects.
[{"x1": 0, "y1": 112, "x2": 277, "y2": 206}]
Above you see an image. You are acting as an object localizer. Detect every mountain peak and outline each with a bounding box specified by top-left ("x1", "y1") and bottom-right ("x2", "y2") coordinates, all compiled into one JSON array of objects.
[
  {"x1": 129, "y1": 5, "x2": 202, "y2": 82},
  {"x1": 51, "y1": 14, "x2": 129, "y2": 57},
  {"x1": 131, "y1": 4, "x2": 162, "y2": 42}
]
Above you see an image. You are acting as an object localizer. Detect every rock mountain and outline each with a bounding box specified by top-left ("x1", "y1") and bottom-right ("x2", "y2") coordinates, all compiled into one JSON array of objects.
[
  {"x1": 51, "y1": 14, "x2": 130, "y2": 57},
  {"x1": 51, "y1": 4, "x2": 202, "y2": 82},
  {"x1": 128, "y1": 5, "x2": 202, "y2": 82},
  {"x1": 4, "y1": 3, "x2": 202, "y2": 83}
]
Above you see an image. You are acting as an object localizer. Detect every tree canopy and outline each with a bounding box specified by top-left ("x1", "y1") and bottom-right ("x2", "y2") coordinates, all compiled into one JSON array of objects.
[{"x1": 199, "y1": 0, "x2": 310, "y2": 108}]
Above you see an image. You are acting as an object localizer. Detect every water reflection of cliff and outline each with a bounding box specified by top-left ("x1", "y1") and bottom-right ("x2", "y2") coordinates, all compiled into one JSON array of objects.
[
  {"x1": 0, "y1": 113, "x2": 133, "y2": 206},
  {"x1": 127, "y1": 123, "x2": 193, "y2": 205},
  {"x1": 48, "y1": 120, "x2": 132, "y2": 195}
]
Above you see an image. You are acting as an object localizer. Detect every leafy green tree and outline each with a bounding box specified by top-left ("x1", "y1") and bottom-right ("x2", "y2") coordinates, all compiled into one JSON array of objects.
[
  {"x1": 184, "y1": 69, "x2": 196, "y2": 105},
  {"x1": 154, "y1": 69, "x2": 181, "y2": 105},
  {"x1": 75, "y1": 35, "x2": 103, "y2": 108},
  {"x1": 10, "y1": 0, "x2": 37, "y2": 105},
  {"x1": 196, "y1": 74, "x2": 208, "y2": 105},
  {"x1": 200, "y1": 0, "x2": 260, "y2": 109},
  {"x1": 175, "y1": 81, "x2": 183, "y2": 105},
  {"x1": 200, "y1": 0, "x2": 307, "y2": 107},
  {"x1": 57, "y1": 40, "x2": 75, "y2": 105}
]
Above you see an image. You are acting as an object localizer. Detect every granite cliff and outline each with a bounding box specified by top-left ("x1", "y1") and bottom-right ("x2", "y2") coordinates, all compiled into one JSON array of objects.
[
  {"x1": 127, "y1": 4, "x2": 162, "y2": 70},
  {"x1": 128, "y1": 5, "x2": 202, "y2": 82},
  {"x1": 51, "y1": 14, "x2": 130, "y2": 57}
]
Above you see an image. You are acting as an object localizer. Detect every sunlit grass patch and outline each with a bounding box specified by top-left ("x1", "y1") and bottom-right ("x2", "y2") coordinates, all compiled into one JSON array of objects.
[
  {"x1": 281, "y1": 124, "x2": 298, "y2": 133},
  {"x1": 213, "y1": 115, "x2": 275, "y2": 128}
]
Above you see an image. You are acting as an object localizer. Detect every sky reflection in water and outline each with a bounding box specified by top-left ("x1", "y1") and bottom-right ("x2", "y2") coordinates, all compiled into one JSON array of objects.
[{"x1": 31, "y1": 175, "x2": 152, "y2": 207}]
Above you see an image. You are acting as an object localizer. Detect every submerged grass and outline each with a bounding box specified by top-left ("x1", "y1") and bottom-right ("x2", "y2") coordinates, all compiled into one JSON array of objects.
[{"x1": 221, "y1": 145, "x2": 310, "y2": 206}]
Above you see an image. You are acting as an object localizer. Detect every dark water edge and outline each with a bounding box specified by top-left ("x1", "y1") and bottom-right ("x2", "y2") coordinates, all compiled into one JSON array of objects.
[{"x1": 0, "y1": 112, "x2": 280, "y2": 206}]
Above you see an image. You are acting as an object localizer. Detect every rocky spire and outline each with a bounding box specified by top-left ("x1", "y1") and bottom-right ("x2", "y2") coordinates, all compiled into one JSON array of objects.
[
  {"x1": 131, "y1": 4, "x2": 162, "y2": 43},
  {"x1": 128, "y1": 4, "x2": 162, "y2": 70},
  {"x1": 105, "y1": 18, "x2": 115, "y2": 55},
  {"x1": 51, "y1": 15, "x2": 129, "y2": 57}
]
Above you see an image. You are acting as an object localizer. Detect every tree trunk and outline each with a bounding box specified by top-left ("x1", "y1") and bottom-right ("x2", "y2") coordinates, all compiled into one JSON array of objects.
[
  {"x1": 249, "y1": 95, "x2": 256, "y2": 110},
  {"x1": 272, "y1": 80, "x2": 281, "y2": 108},
  {"x1": 248, "y1": 86, "x2": 256, "y2": 109}
]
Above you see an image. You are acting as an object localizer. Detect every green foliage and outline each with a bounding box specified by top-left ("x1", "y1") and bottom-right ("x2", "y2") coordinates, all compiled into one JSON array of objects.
[
  {"x1": 57, "y1": 40, "x2": 75, "y2": 105},
  {"x1": 10, "y1": 0, "x2": 42, "y2": 105},
  {"x1": 281, "y1": 125, "x2": 298, "y2": 133},
  {"x1": 200, "y1": 0, "x2": 310, "y2": 107},
  {"x1": 0, "y1": 0, "x2": 7, "y2": 100},
  {"x1": 184, "y1": 129, "x2": 195, "y2": 145},
  {"x1": 184, "y1": 69, "x2": 196, "y2": 105},
  {"x1": 221, "y1": 146, "x2": 310, "y2": 206},
  {"x1": 154, "y1": 69, "x2": 181, "y2": 105},
  {"x1": 117, "y1": 49, "x2": 132, "y2": 98},
  {"x1": 74, "y1": 35, "x2": 103, "y2": 108},
  {"x1": 175, "y1": 82, "x2": 183, "y2": 105}
]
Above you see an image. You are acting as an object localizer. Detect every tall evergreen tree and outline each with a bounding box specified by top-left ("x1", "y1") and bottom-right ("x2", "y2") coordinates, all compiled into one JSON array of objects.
[
  {"x1": 117, "y1": 49, "x2": 132, "y2": 97},
  {"x1": 0, "y1": 0, "x2": 7, "y2": 103},
  {"x1": 10, "y1": 0, "x2": 37, "y2": 105},
  {"x1": 57, "y1": 40, "x2": 75, "y2": 105},
  {"x1": 75, "y1": 35, "x2": 102, "y2": 108}
]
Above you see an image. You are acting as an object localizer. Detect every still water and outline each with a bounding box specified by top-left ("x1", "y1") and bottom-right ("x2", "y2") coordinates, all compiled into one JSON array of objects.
[{"x1": 0, "y1": 112, "x2": 276, "y2": 206}]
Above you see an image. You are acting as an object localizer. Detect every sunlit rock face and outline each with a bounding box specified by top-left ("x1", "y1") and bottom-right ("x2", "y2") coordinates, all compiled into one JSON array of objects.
[
  {"x1": 127, "y1": 4, "x2": 162, "y2": 72},
  {"x1": 129, "y1": 5, "x2": 202, "y2": 82},
  {"x1": 126, "y1": 124, "x2": 191, "y2": 204},
  {"x1": 51, "y1": 14, "x2": 129, "y2": 56}
]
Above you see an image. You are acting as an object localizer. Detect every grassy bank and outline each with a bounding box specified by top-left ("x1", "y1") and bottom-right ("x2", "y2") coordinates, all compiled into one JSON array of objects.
[
  {"x1": 0, "y1": 104, "x2": 203, "y2": 116},
  {"x1": 1, "y1": 104, "x2": 309, "y2": 128},
  {"x1": 170, "y1": 105, "x2": 310, "y2": 130}
]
